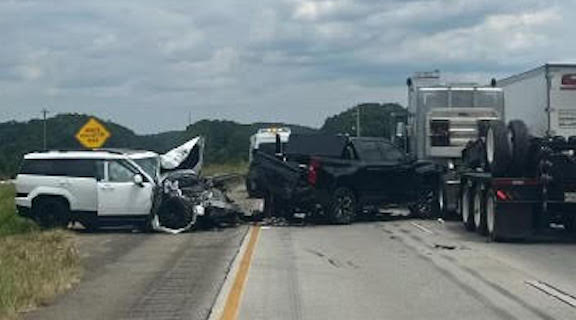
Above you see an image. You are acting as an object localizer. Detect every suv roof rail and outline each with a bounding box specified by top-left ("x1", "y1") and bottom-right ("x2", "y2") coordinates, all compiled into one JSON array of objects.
[{"x1": 30, "y1": 148, "x2": 126, "y2": 155}]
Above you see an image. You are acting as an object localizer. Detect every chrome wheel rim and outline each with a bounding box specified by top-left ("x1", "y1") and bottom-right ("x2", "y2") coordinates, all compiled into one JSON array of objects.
[
  {"x1": 473, "y1": 189, "x2": 481, "y2": 228},
  {"x1": 462, "y1": 187, "x2": 470, "y2": 223},
  {"x1": 487, "y1": 192, "x2": 495, "y2": 234},
  {"x1": 486, "y1": 128, "x2": 495, "y2": 165}
]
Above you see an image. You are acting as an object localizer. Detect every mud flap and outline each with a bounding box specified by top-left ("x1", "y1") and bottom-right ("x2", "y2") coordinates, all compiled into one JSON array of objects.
[{"x1": 493, "y1": 201, "x2": 534, "y2": 240}]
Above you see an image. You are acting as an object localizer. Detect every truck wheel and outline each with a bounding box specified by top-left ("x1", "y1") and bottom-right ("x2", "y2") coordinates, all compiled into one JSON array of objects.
[
  {"x1": 486, "y1": 189, "x2": 501, "y2": 242},
  {"x1": 486, "y1": 120, "x2": 512, "y2": 177},
  {"x1": 411, "y1": 186, "x2": 440, "y2": 219},
  {"x1": 473, "y1": 185, "x2": 487, "y2": 235},
  {"x1": 461, "y1": 184, "x2": 475, "y2": 231},
  {"x1": 508, "y1": 120, "x2": 530, "y2": 176},
  {"x1": 329, "y1": 187, "x2": 356, "y2": 224},
  {"x1": 34, "y1": 198, "x2": 70, "y2": 229}
]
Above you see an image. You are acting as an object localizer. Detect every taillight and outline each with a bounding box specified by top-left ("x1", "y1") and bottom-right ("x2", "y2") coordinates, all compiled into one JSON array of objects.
[
  {"x1": 430, "y1": 120, "x2": 450, "y2": 146},
  {"x1": 496, "y1": 190, "x2": 510, "y2": 201},
  {"x1": 308, "y1": 159, "x2": 320, "y2": 186}
]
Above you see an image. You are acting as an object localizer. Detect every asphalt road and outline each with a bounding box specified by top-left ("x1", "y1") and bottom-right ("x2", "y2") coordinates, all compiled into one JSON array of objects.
[
  {"x1": 237, "y1": 214, "x2": 576, "y2": 320},
  {"x1": 25, "y1": 226, "x2": 248, "y2": 320},
  {"x1": 22, "y1": 209, "x2": 576, "y2": 319}
]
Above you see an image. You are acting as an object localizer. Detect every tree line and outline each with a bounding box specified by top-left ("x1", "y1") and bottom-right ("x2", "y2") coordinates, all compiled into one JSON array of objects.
[{"x1": 0, "y1": 103, "x2": 405, "y2": 177}]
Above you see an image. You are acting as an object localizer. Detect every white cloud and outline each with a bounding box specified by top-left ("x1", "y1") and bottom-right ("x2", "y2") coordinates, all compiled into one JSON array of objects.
[{"x1": 0, "y1": 0, "x2": 574, "y2": 132}]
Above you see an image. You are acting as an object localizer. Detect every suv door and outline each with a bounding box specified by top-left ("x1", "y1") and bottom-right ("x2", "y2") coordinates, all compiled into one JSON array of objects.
[{"x1": 97, "y1": 160, "x2": 153, "y2": 216}]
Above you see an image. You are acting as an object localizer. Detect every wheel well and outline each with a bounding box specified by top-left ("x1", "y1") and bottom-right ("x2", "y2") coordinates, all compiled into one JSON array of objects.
[{"x1": 32, "y1": 195, "x2": 70, "y2": 210}]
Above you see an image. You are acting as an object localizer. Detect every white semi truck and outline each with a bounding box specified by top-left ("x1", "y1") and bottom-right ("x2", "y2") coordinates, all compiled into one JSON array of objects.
[
  {"x1": 246, "y1": 127, "x2": 291, "y2": 198},
  {"x1": 458, "y1": 64, "x2": 576, "y2": 241},
  {"x1": 405, "y1": 71, "x2": 505, "y2": 215}
]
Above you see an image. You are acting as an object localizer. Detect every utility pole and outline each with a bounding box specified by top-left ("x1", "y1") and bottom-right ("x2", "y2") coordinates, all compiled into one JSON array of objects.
[
  {"x1": 41, "y1": 108, "x2": 49, "y2": 150},
  {"x1": 356, "y1": 104, "x2": 361, "y2": 137},
  {"x1": 188, "y1": 110, "x2": 192, "y2": 129}
]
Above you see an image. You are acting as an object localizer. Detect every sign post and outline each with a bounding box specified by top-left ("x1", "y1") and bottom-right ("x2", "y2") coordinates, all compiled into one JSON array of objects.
[{"x1": 75, "y1": 118, "x2": 111, "y2": 149}]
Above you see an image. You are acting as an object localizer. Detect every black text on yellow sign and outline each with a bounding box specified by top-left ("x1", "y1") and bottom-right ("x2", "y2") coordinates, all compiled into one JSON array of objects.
[{"x1": 75, "y1": 118, "x2": 111, "y2": 149}]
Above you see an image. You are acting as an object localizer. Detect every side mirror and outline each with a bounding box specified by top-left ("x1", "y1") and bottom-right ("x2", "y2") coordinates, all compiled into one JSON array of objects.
[
  {"x1": 395, "y1": 122, "x2": 406, "y2": 138},
  {"x1": 133, "y1": 174, "x2": 144, "y2": 187}
]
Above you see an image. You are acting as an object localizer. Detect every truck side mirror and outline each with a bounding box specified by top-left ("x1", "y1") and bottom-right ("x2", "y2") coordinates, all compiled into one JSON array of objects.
[
  {"x1": 275, "y1": 133, "x2": 283, "y2": 157},
  {"x1": 396, "y1": 122, "x2": 406, "y2": 138}
]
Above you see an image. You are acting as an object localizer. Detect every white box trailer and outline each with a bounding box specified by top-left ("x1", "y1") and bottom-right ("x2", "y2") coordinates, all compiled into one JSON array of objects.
[{"x1": 498, "y1": 64, "x2": 576, "y2": 138}]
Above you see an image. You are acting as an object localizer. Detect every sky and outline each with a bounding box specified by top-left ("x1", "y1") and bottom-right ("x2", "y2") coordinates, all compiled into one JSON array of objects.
[{"x1": 1, "y1": 0, "x2": 575, "y2": 133}]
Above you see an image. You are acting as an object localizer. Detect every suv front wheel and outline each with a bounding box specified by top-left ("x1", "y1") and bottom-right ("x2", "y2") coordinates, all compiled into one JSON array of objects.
[{"x1": 33, "y1": 198, "x2": 71, "y2": 229}]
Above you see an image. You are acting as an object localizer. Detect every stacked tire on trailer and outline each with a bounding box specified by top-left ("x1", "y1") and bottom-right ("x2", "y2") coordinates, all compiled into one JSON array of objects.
[{"x1": 460, "y1": 120, "x2": 531, "y2": 241}]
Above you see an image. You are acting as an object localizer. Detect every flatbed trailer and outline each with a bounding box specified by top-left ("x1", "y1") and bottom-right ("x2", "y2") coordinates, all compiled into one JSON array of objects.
[
  {"x1": 459, "y1": 131, "x2": 576, "y2": 242},
  {"x1": 460, "y1": 173, "x2": 542, "y2": 241}
]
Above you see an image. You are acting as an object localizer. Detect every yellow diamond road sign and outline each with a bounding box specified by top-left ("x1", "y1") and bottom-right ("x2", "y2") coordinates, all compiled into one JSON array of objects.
[{"x1": 75, "y1": 118, "x2": 111, "y2": 149}]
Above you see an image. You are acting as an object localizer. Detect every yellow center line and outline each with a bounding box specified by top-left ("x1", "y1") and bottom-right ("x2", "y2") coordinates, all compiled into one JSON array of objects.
[{"x1": 220, "y1": 225, "x2": 261, "y2": 320}]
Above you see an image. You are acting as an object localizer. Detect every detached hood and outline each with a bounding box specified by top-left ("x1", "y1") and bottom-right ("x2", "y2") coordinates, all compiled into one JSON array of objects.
[{"x1": 160, "y1": 137, "x2": 204, "y2": 174}]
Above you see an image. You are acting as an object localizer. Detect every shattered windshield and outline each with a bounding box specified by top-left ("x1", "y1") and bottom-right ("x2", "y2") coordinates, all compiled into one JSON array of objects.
[{"x1": 132, "y1": 157, "x2": 160, "y2": 181}]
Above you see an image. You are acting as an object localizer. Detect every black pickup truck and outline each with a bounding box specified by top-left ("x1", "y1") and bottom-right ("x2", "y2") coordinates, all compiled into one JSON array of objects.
[{"x1": 251, "y1": 134, "x2": 443, "y2": 223}]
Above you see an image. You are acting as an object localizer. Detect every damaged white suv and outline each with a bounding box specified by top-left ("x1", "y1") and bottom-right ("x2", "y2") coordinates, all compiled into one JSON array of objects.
[{"x1": 14, "y1": 138, "x2": 216, "y2": 232}]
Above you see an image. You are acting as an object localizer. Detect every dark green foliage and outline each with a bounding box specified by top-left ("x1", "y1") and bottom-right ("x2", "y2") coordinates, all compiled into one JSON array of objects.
[
  {"x1": 0, "y1": 114, "x2": 316, "y2": 177},
  {"x1": 321, "y1": 103, "x2": 407, "y2": 138},
  {"x1": 0, "y1": 104, "x2": 404, "y2": 178}
]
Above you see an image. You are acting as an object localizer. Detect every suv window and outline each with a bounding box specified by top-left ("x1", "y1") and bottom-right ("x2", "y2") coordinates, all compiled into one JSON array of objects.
[
  {"x1": 107, "y1": 161, "x2": 136, "y2": 182},
  {"x1": 20, "y1": 159, "x2": 97, "y2": 178}
]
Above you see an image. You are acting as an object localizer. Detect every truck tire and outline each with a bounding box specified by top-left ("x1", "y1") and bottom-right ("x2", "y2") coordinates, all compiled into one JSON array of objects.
[
  {"x1": 485, "y1": 189, "x2": 500, "y2": 242},
  {"x1": 485, "y1": 120, "x2": 512, "y2": 177},
  {"x1": 34, "y1": 197, "x2": 70, "y2": 229},
  {"x1": 411, "y1": 186, "x2": 440, "y2": 219},
  {"x1": 508, "y1": 120, "x2": 530, "y2": 176},
  {"x1": 461, "y1": 183, "x2": 475, "y2": 231},
  {"x1": 473, "y1": 185, "x2": 487, "y2": 235},
  {"x1": 329, "y1": 187, "x2": 356, "y2": 224}
]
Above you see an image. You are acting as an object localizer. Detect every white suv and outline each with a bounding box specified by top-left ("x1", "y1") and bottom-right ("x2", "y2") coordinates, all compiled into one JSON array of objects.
[{"x1": 15, "y1": 149, "x2": 160, "y2": 229}]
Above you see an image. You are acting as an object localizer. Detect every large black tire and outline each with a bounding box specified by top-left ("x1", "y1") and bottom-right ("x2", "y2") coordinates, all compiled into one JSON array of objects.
[
  {"x1": 411, "y1": 186, "x2": 440, "y2": 219},
  {"x1": 461, "y1": 183, "x2": 475, "y2": 231},
  {"x1": 157, "y1": 196, "x2": 196, "y2": 230},
  {"x1": 485, "y1": 120, "x2": 512, "y2": 177},
  {"x1": 34, "y1": 198, "x2": 70, "y2": 229},
  {"x1": 329, "y1": 187, "x2": 357, "y2": 224},
  {"x1": 508, "y1": 120, "x2": 530, "y2": 176},
  {"x1": 473, "y1": 185, "x2": 488, "y2": 235}
]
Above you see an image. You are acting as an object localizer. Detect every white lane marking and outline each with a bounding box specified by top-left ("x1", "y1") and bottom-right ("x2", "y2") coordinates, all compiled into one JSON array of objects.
[
  {"x1": 410, "y1": 222, "x2": 434, "y2": 234},
  {"x1": 525, "y1": 280, "x2": 576, "y2": 308}
]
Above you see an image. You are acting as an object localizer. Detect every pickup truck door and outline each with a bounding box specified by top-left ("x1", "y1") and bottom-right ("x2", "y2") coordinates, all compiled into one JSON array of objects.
[
  {"x1": 97, "y1": 160, "x2": 153, "y2": 216},
  {"x1": 352, "y1": 140, "x2": 412, "y2": 202}
]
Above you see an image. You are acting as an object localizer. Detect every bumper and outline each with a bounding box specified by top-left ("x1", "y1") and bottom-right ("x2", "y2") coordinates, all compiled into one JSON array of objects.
[{"x1": 16, "y1": 205, "x2": 32, "y2": 218}]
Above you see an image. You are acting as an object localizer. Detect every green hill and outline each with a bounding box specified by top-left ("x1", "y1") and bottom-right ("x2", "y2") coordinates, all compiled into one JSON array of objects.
[
  {"x1": 0, "y1": 114, "x2": 317, "y2": 177},
  {"x1": 0, "y1": 103, "x2": 406, "y2": 177},
  {"x1": 321, "y1": 103, "x2": 407, "y2": 138}
]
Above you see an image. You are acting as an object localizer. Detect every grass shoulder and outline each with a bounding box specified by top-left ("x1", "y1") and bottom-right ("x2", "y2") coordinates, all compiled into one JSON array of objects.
[{"x1": 0, "y1": 185, "x2": 80, "y2": 320}]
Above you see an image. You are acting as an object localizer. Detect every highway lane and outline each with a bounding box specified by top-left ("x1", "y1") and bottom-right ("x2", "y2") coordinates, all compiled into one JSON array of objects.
[
  {"x1": 25, "y1": 226, "x2": 248, "y2": 320},
  {"x1": 235, "y1": 215, "x2": 576, "y2": 320}
]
